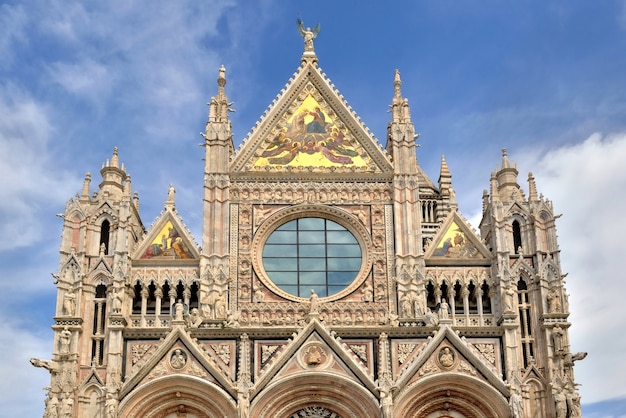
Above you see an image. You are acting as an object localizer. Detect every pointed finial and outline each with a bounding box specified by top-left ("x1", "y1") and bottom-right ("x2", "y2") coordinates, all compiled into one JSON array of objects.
[
  {"x1": 217, "y1": 65, "x2": 226, "y2": 93},
  {"x1": 133, "y1": 191, "x2": 140, "y2": 212},
  {"x1": 110, "y1": 147, "x2": 119, "y2": 168},
  {"x1": 124, "y1": 175, "x2": 132, "y2": 199},
  {"x1": 81, "y1": 172, "x2": 91, "y2": 200},
  {"x1": 440, "y1": 155, "x2": 451, "y2": 178},
  {"x1": 490, "y1": 172, "x2": 499, "y2": 202},
  {"x1": 501, "y1": 148, "x2": 509, "y2": 169},
  {"x1": 528, "y1": 172, "x2": 538, "y2": 202},
  {"x1": 394, "y1": 69, "x2": 402, "y2": 98}
]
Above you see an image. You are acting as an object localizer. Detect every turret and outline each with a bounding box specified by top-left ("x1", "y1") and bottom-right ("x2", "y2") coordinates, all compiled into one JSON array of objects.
[
  {"x1": 494, "y1": 149, "x2": 523, "y2": 202},
  {"x1": 98, "y1": 147, "x2": 127, "y2": 201}
]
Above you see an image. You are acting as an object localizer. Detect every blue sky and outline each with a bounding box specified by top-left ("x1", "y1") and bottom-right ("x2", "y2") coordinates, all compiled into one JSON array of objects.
[{"x1": 1, "y1": 1, "x2": 626, "y2": 416}]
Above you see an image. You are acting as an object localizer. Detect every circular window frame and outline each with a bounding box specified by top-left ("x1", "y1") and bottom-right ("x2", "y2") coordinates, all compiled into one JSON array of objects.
[{"x1": 252, "y1": 205, "x2": 373, "y2": 303}]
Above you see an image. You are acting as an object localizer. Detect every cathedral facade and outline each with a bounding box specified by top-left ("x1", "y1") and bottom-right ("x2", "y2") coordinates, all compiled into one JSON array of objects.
[{"x1": 33, "y1": 31, "x2": 584, "y2": 418}]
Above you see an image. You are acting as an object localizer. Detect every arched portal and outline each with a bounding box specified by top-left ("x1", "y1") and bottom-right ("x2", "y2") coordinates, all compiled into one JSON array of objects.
[
  {"x1": 252, "y1": 373, "x2": 380, "y2": 418},
  {"x1": 394, "y1": 374, "x2": 509, "y2": 418},
  {"x1": 118, "y1": 375, "x2": 236, "y2": 418}
]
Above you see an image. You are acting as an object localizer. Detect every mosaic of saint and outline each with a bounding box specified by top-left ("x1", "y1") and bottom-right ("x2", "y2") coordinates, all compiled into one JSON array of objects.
[
  {"x1": 254, "y1": 95, "x2": 368, "y2": 168},
  {"x1": 141, "y1": 221, "x2": 193, "y2": 259},
  {"x1": 432, "y1": 221, "x2": 482, "y2": 258}
]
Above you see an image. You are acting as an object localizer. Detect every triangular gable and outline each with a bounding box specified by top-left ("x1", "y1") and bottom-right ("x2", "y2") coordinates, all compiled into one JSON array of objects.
[
  {"x1": 88, "y1": 256, "x2": 112, "y2": 279},
  {"x1": 120, "y1": 326, "x2": 236, "y2": 399},
  {"x1": 425, "y1": 212, "x2": 491, "y2": 265},
  {"x1": 81, "y1": 370, "x2": 104, "y2": 387},
  {"x1": 395, "y1": 325, "x2": 508, "y2": 397},
  {"x1": 132, "y1": 209, "x2": 199, "y2": 261},
  {"x1": 231, "y1": 61, "x2": 393, "y2": 178},
  {"x1": 251, "y1": 319, "x2": 377, "y2": 398}
]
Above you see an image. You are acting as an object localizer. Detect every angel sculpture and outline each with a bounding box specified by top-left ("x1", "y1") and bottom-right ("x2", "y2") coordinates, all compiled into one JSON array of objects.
[{"x1": 297, "y1": 18, "x2": 320, "y2": 52}]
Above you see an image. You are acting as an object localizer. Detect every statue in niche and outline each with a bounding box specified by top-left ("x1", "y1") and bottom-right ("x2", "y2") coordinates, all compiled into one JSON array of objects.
[
  {"x1": 60, "y1": 396, "x2": 73, "y2": 418},
  {"x1": 552, "y1": 326, "x2": 564, "y2": 353},
  {"x1": 547, "y1": 287, "x2": 562, "y2": 313},
  {"x1": 414, "y1": 295, "x2": 425, "y2": 316},
  {"x1": 400, "y1": 295, "x2": 413, "y2": 317},
  {"x1": 503, "y1": 285, "x2": 515, "y2": 313},
  {"x1": 43, "y1": 394, "x2": 59, "y2": 418},
  {"x1": 214, "y1": 293, "x2": 227, "y2": 318},
  {"x1": 105, "y1": 393, "x2": 118, "y2": 418},
  {"x1": 439, "y1": 299, "x2": 450, "y2": 320},
  {"x1": 111, "y1": 288, "x2": 123, "y2": 314},
  {"x1": 567, "y1": 389, "x2": 582, "y2": 417},
  {"x1": 62, "y1": 289, "x2": 76, "y2": 316},
  {"x1": 554, "y1": 390, "x2": 567, "y2": 418},
  {"x1": 361, "y1": 282, "x2": 373, "y2": 302},
  {"x1": 59, "y1": 327, "x2": 71, "y2": 354},
  {"x1": 174, "y1": 300, "x2": 185, "y2": 321},
  {"x1": 509, "y1": 389, "x2": 524, "y2": 418}
]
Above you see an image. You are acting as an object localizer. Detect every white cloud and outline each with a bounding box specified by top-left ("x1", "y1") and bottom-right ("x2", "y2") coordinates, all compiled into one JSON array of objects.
[
  {"x1": 516, "y1": 132, "x2": 626, "y2": 403},
  {"x1": 0, "y1": 318, "x2": 52, "y2": 417},
  {"x1": 48, "y1": 58, "x2": 114, "y2": 105},
  {"x1": 0, "y1": 3, "x2": 27, "y2": 68},
  {"x1": 0, "y1": 85, "x2": 80, "y2": 251}
]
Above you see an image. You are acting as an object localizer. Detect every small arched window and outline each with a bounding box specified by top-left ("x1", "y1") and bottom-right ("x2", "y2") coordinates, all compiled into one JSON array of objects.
[
  {"x1": 99, "y1": 220, "x2": 110, "y2": 255},
  {"x1": 512, "y1": 220, "x2": 522, "y2": 253}
]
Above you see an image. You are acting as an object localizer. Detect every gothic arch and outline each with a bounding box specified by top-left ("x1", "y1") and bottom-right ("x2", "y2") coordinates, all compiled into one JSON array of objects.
[
  {"x1": 78, "y1": 383, "x2": 104, "y2": 417},
  {"x1": 118, "y1": 375, "x2": 236, "y2": 418},
  {"x1": 252, "y1": 373, "x2": 380, "y2": 418},
  {"x1": 394, "y1": 374, "x2": 509, "y2": 418}
]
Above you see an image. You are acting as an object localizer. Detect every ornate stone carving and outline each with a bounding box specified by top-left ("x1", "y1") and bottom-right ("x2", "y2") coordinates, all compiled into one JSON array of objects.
[
  {"x1": 290, "y1": 406, "x2": 338, "y2": 418},
  {"x1": 418, "y1": 358, "x2": 438, "y2": 376},
  {"x1": 437, "y1": 347, "x2": 455, "y2": 369},
  {"x1": 169, "y1": 349, "x2": 187, "y2": 370},
  {"x1": 475, "y1": 343, "x2": 496, "y2": 365},
  {"x1": 207, "y1": 344, "x2": 230, "y2": 366},
  {"x1": 397, "y1": 343, "x2": 416, "y2": 365}
]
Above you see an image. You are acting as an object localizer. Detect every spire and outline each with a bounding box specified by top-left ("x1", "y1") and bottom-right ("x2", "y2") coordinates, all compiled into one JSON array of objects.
[
  {"x1": 80, "y1": 172, "x2": 91, "y2": 201},
  {"x1": 208, "y1": 65, "x2": 232, "y2": 123},
  {"x1": 528, "y1": 172, "x2": 538, "y2": 202},
  {"x1": 438, "y1": 155, "x2": 457, "y2": 210},
  {"x1": 297, "y1": 18, "x2": 320, "y2": 63},
  {"x1": 390, "y1": 69, "x2": 411, "y2": 123},
  {"x1": 439, "y1": 155, "x2": 451, "y2": 183},
  {"x1": 123, "y1": 175, "x2": 132, "y2": 200},
  {"x1": 110, "y1": 147, "x2": 120, "y2": 169},
  {"x1": 133, "y1": 191, "x2": 140, "y2": 213},
  {"x1": 495, "y1": 148, "x2": 520, "y2": 201},
  {"x1": 490, "y1": 172, "x2": 499, "y2": 202}
]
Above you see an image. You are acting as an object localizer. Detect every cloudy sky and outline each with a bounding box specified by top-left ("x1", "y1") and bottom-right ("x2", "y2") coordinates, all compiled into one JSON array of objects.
[{"x1": 1, "y1": 1, "x2": 625, "y2": 416}]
